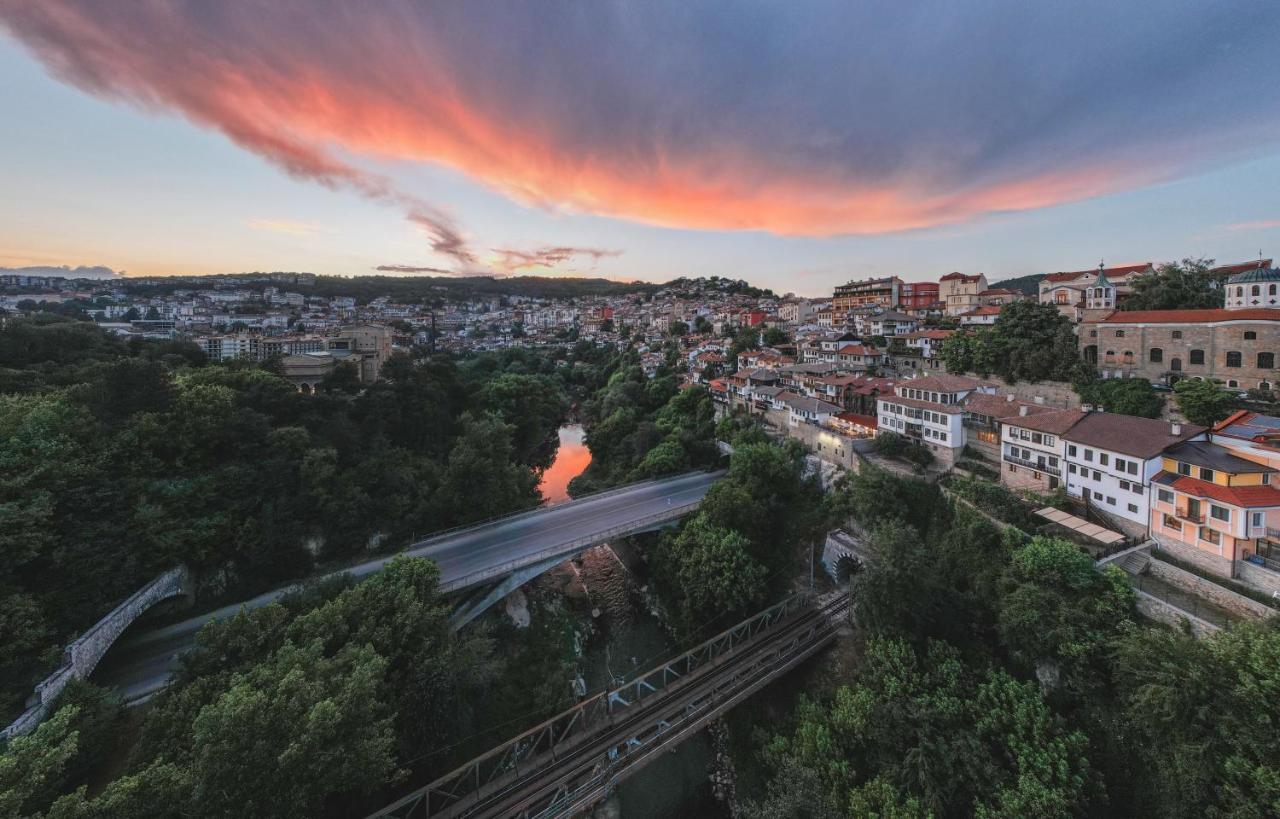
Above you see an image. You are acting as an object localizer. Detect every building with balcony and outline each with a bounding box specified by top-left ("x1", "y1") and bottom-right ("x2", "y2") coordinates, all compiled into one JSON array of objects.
[
  {"x1": 876, "y1": 374, "x2": 993, "y2": 465},
  {"x1": 1212, "y1": 411, "x2": 1280, "y2": 471},
  {"x1": 1150, "y1": 441, "x2": 1280, "y2": 578},
  {"x1": 1063, "y1": 414, "x2": 1207, "y2": 536},
  {"x1": 833, "y1": 277, "x2": 901, "y2": 316},
  {"x1": 998, "y1": 408, "x2": 1085, "y2": 491}
]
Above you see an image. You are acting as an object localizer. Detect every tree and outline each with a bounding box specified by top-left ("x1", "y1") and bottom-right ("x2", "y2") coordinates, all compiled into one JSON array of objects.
[
  {"x1": 943, "y1": 302, "x2": 1086, "y2": 383},
  {"x1": 762, "y1": 326, "x2": 790, "y2": 346},
  {"x1": 997, "y1": 536, "x2": 1134, "y2": 701},
  {"x1": 0, "y1": 704, "x2": 81, "y2": 817},
  {"x1": 1075, "y1": 376, "x2": 1163, "y2": 418},
  {"x1": 749, "y1": 638, "x2": 1095, "y2": 818},
  {"x1": 662, "y1": 515, "x2": 768, "y2": 627},
  {"x1": 1123, "y1": 258, "x2": 1223, "y2": 311},
  {"x1": 435, "y1": 412, "x2": 539, "y2": 524},
  {"x1": 1174, "y1": 378, "x2": 1234, "y2": 427},
  {"x1": 668, "y1": 320, "x2": 689, "y2": 337},
  {"x1": 121, "y1": 307, "x2": 141, "y2": 322}
]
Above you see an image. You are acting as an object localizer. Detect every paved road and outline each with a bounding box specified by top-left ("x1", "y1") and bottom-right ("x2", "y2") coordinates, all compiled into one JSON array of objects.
[{"x1": 93, "y1": 471, "x2": 722, "y2": 701}]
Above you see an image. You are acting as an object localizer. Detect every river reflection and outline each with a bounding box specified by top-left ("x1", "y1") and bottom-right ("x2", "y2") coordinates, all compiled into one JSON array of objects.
[{"x1": 538, "y1": 424, "x2": 591, "y2": 503}]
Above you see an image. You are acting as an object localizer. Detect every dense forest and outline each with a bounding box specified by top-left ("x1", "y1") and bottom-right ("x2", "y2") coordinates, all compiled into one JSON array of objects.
[
  {"x1": 734, "y1": 464, "x2": 1280, "y2": 819},
  {"x1": 0, "y1": 315, "x2": 592, "y2": 722}
]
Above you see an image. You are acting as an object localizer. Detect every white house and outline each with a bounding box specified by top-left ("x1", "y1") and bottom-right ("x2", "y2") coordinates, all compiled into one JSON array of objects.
[
  {"x1": 999, "y1": 409, "x2": 1084, "y2": 492},
  {"x1": 1063, "y1": 412, "x2": 1207, "y2": 535},
  {"x1": 876, "y1": 374, "x2": 993, "y2": 465}
]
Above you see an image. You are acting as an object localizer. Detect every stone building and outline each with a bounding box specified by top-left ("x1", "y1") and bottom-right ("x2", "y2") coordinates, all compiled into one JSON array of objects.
[
  {"x1": 938, "y1": 272, "x2": 988, "y2": 316},
  {"x1": 1080, "y1": 308, "x2": 1280, "y2": 390}
]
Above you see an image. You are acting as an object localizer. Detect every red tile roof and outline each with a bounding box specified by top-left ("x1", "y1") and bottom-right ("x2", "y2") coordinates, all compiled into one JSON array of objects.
[
  {"x1": 835, "y1": 412, "x2": 878, "y2": 430},
  {"x1": 1095, "y1": 308, "x2": 1280, "y2": 324},
  {"x1": 1045, "y1": 263, "x2": 1152, "y2": 284},
  {"x1": 962, "y1": 305, "x2": 1004, "y2": 316},
  {"x1": 1164, "y1": 474, "x2": 1280, "y2": 508},
  {"x1": 1212, "y1": 260, "x2": 1273, "y2": 276}
]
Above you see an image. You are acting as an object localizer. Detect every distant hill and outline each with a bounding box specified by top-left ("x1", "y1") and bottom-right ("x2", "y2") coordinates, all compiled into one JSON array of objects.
[
  {"x1": 991, "y1": 273, "x2": 1045, "y2": 296},
  {"x1": 1, "y1": 264, "x2": 122, "y2": 280},
  {"x1": 122, "y1": 273, "x2": 662, "y2": 302}
]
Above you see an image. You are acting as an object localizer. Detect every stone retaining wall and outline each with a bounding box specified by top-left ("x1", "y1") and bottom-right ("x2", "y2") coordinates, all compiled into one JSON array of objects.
[
  {"x1": 1236, "y1": 560, "x2": 1280, "y2": 597},
  {"x1": 1135, "y1": 591, "x2": 1221, "y2": 637},
  {"x1": 1147, "y1": 558, "x2": 1273, "y2": 620},
  {"x1": 2, "y1": 566, "x2": 189, "y2": 740},
  {"x1": 1152, "y1": 536, "x2": 1234, "y2": 578}
]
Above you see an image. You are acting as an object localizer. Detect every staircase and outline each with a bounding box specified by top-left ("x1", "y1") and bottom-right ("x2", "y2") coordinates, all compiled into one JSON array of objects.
[{"x1": 1117, "y1": 549, "x2": 1151, "y2": 576}]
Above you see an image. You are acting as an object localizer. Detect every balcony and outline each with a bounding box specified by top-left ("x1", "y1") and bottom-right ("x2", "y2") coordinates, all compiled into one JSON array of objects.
[
  {"x1": 1175, "y1": 508, "x2": 1205, "y2": 524},
  {"x1": 1003, "y1": 451, "x2": 1060, "y2": 476}
]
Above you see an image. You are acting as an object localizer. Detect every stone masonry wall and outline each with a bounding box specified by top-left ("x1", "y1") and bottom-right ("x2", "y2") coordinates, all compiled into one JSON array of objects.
[
  {"x1": 1147, "y1": 558, "x2": 1273, "y2": 620},
  {"x1": 1135, "y1": 592, "x2": 1221, "y2": 637},
  {"x1": 1236, "y1": 560, "x2": 1280, "y2": 597},
  {"x1": 2, "y1": 566, "x2": 189, "y2": 740},
  {"x1": 1152, "y1": 535, "x2": 1235, "y2": 579}
]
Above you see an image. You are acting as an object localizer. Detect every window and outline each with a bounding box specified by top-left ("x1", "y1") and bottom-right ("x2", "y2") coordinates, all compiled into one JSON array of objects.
[
  {"x1": 1244, "y1": 330, "x2": 1257, "y2": 340},
  {"x1": 1128, "y1": 504, "x2": 1139, "y2": 514},
  {"x1": 1200, "y1": 468, "x2": 1216, "y2": 482},
  {"x1": 1068, "y1": 464, "x2": 1077, "y2": 474},
  {"x1": 1253, "y1": 512, "x2": 1266, "y2": 530},
  {"x1": 1260, "y1": 352, "x2": 1275, "y2": 369},
  {"x1": 1199, "y1": 526, "x2": 1221, "y2": 546},
  {"x1": 1132, "y1": 484, "x2": 1143, "y2": 495},
  {"x1": 1116, "y1": 330, "x2": 1125, "y2": 337},
  {"x1": 1127, "y1": 461, "x2": 1139, "y2": 476},
  {"x1": 1158, "y1": 488, "x2": 1174, "y2": 503},
  {"x1": 1106, "y1": 496, "x2": 1116, "y2": 505},
  {"x1": 1093, "y1": 491, "x2": 1103, "y2": 501},
  {"x1": 1045, "y1": 436, "x2": 1055, "y2": 447},
  {"x1": 1084, "y1": 449, "x2": 1094, "y2": 461},
  {"x1": 1115, "y1": 457, "x2": 1128, "y2": 472},
  {"x1": 1089, "y1": 330, "x2": 1097, "y2": 337},
  {"x1": 1172, "y1": 330, "x2": 1183, "y2": 339},
  {"x1": 1150, "y1": 348, "x2": 1163, "y2": 363},
  {"x1": 1210, "y1": 505, "x2": 1230, "y2": 522},
  {"x1": 1163, "y1": 514, "x2": 1181, "y2": 532},
  {"x1": 1068, "y1": 444, "x2": 1078, "y2": 457},
  {"x1": 1189, "y1": 349, "x2": 1205, "y2": 365},
  {"x1": 1093, "y1": 470, "x2": 1102, "y2": 481},
  {"x1": 1226, "y1": 351, "x2": 1242, "y2": 368},
  {"x1": 1100, "y1": 453, "x2": 1110, "y2": 466},
  {"x1": 1119, "y1": 480, "x2": 1130, "y2": 491},
  {"x1": 1177, "y1": 462, "x2": 1191, "y2": 476}
]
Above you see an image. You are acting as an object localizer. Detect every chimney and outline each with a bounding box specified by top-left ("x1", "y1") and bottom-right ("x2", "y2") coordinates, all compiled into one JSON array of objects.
[
  {"x1": 1082, "y1": 403, "x2": 1094, "y2": 413},
  {"x1": 1019, "y1": 405, "x2": 1029, "y2": 416},
  {"x1": 1171, "y1": 421, "x2": 1182, "y2": 436}
]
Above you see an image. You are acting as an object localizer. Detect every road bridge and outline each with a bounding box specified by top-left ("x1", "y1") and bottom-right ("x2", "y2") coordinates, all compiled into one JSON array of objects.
[
  {"x1": 93, "y1": 471, "x2": 722, "y2": 702},
  {"x1": 369, "y1": 592, "x2": 850, "y2": 819}
]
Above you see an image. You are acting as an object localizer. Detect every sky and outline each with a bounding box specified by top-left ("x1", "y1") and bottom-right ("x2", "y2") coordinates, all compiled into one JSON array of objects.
[{"x1": 1, "y1": 1, "x2": 1278, "y2": 296}]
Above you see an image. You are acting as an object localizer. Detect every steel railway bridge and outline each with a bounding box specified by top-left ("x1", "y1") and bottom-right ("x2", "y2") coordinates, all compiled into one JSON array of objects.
[{"x1": 368, "y1": 592, "x2": 850, "y2": 819}]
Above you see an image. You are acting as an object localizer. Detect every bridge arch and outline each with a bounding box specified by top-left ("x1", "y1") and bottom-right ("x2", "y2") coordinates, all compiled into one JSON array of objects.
[{"x1": 3, "y1": 566, "x2": 190, "y2": 739}]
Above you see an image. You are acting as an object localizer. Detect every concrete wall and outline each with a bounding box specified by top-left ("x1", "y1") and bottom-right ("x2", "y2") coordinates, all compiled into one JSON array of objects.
[
  {"x1": 1147, "y1": 558, "x2": 1273, "y2": 620},
  {"x1": 1152, "y1": 535, "x2": 1235, "y2": 579},
  {"x1": 1236, "y1": 560, "x2": 1280, "y2": 597},
  {"x1": 2, "y1": 566, "x2": 189, "y2": 740},
  {"x1": 1135, "y1": 591, "x2": 1221, "y2": 637}
]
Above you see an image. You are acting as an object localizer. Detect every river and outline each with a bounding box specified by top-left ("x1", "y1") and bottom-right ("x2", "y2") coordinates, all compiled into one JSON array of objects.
[{"x1": 536, "y1": 425, "x2": 728, "y2": 819}]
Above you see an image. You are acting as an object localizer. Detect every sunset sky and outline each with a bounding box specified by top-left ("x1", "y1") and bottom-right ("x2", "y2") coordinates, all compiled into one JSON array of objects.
[{"x1": 2, "y1": 1, "x2": 1279, "y2": 294}]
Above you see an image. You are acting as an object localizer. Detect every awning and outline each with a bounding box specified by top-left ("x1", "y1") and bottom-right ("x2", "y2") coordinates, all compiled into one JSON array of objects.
[{"x1": 1034, "y1": 507, "x2": 1126, "y2": 546}]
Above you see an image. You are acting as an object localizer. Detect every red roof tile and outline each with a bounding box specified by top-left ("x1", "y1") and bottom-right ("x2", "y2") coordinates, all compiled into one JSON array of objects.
[
  {"x1": 1166, "y1": 474, "x2": 1280, "y2": 508},
  {"x1": 835, "y1": 412, "x2": 878, "y2": 429},
  {"x1": 1095, "y1": 308, "x2": 1280, "y2": 324}
]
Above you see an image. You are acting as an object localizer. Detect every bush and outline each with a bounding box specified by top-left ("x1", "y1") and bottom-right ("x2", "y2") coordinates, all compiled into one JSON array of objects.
[
  {"x1": 874, "y1": 432, "x2": 934, "y2": 468},
  {"x1": 945, "y1": 476, "x2": 1039, "y2": 531}
]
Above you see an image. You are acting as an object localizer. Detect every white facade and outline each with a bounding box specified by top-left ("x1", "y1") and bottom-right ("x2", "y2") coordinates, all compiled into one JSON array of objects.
[
  {"x1": 1063, "y1": 442, "x2": 1158, "y2": 529},
  {"x1": 1001, "y1": 420, "x2": 1066, "y2": 490}
]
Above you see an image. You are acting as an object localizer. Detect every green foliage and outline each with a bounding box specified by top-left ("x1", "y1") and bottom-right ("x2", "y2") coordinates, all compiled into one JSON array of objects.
[
  {"x1": 1075, "y1": 376, "x2": 1163, "y2": 418},
  {"x1": 1111, "y1": 620, "x2": 1280, "y2": 818},
  {"x1": 0, "y1": 704, "x2": 81, "y2": 817},
  {"x1": 1122, "y1": 258, "x2": 1223, "y2": 311},
  {"x1": 0, "y1": 320, "x2": 566, "y2": 716},
  {"x1": 729, "y1": 325, "x2": 761, "y2": 363},
  {"x1": 1174, "y1": 378, "x2": 1234, "y2": 427},
  {"x1": 873, "y1": 431, "x2": 934, "y2": 467},
  {"x1": 998, "y1": 537, "x2": 1135, "y2": 701},
  {"x1": 942, "y1": 301, "x2": 1087, "y2": 384},
  {"x1": 571, "y1": 355, "x2": 717, "y2": 492},
  {"x1": 751, "y1": 638, "x2": 1094, "y2": 818},
  {"x1": 762, "y1": 326, "x2": 790, "y2": 346},
  {"x1": 945, "y1": 475, "x2": 1039, "y2": 531},
  {"x1": 990, "y1": 273, "x2": 1046, "y2": 296}
]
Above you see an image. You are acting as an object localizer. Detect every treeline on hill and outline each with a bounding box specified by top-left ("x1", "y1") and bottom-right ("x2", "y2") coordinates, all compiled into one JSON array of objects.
[
  {"x1": 739, "y1": 464, "x2": 1280, "y2": 819},
  {"x1": 0, "y1": 314, "x2": 587, "y2": 720},
  {"x1": 0, "y1": 556, "x2": 580, "y2": 818},
  {"x1": 567, "y1": 351, "x2": 720, "y2": 493},
  {"x1": 118, "y1": 274, "x2": 662, "y2": 303}
]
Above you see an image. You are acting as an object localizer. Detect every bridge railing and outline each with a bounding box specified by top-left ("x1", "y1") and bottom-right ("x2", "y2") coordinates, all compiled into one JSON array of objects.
[
  {"x1": 3, "y1": 566, "x2": 189, "y2": 740},
  {"x1": 370, "y1": 593, "x2": 812, "y2": 818},
  {"x1": 436, "y1": 500, "x2": 704, "y2": 594},
  {"x1": 403, "y1": 470, "x2": 723, "y2": 558}
]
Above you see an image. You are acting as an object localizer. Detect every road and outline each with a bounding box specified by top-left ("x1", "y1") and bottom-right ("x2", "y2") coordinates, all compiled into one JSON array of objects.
[{"x1": 93, "y1": 471, "x2": 722, "y2": 702}]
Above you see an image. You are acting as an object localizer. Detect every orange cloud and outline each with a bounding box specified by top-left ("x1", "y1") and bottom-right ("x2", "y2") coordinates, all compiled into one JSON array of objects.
[{"x1": 2, "y1": 3, "x2": 1272, "y2": 241}]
